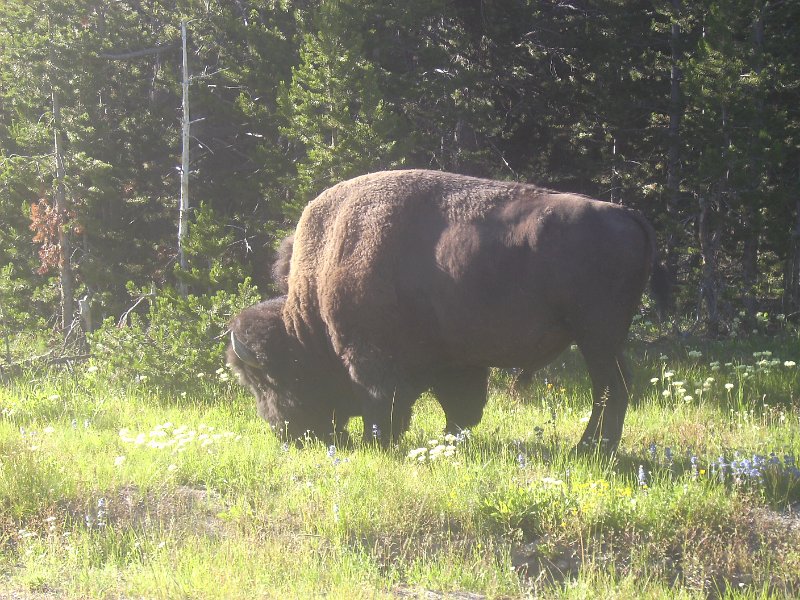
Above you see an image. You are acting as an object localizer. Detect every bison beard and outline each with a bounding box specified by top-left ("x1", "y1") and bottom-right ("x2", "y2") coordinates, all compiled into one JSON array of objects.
[{"x1": 228, "y1": 170, "x2": 668, "y2": 450}]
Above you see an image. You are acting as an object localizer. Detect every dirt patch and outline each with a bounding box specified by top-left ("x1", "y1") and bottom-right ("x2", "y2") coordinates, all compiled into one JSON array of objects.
[{"x1": 512, "y1": 536, "x2": 583, "y2": 586}]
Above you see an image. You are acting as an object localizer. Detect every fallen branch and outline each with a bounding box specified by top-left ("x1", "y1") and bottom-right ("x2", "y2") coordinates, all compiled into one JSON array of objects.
[
  {"x1": 0, "y1": 350, "x2": 90, "y2": 375},
  {"x1": 118, "y1": 294, "x2": 152, "y2": 327}
]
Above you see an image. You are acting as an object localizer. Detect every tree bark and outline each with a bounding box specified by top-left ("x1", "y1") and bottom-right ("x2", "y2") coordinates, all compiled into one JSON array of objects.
[
  {"x1": 741, "y1": 3, "x2": 766, "y2": 323},
  {"x1": 665, "y1": 0, "x2": 683, "y2": 297},
  {"x1": 786, "y1": 195, "x2": 800, "y2": 314},
  {"x1": 741, "y1": 218, "x2": 759, "y2": 321},
  {"x1": 699, "y1": 195, "x2": 721, "y2": 336},
  {"x1": 177, "y1": 19, "x2": 190, "y2": 296},
  {"x1": 52, "y1": 86, "x2": 74, "y2": 336}
]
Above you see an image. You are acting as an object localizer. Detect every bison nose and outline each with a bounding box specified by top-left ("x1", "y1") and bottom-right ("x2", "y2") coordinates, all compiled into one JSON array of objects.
[{"x1": 230, "y1": 331, "x2": 260, "y2": 367}]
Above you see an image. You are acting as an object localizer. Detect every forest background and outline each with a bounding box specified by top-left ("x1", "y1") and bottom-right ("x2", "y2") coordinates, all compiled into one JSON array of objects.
[{"x1": 1, "y1": 0, "x2": 799, "y2": 373}]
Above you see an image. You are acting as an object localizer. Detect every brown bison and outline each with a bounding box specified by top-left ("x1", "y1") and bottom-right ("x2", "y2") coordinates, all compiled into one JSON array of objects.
[{"x1": 228, "y1": 170, "x2": 668, "y2": 450}]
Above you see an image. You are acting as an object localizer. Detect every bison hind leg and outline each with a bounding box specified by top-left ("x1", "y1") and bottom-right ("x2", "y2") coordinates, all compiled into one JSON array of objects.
[
  {"x1": 576, "y1": 343, "x2": 629, "y2": 452},
  {"x1": 433, "y1": 367, "x2": 490, "y2": 434}
]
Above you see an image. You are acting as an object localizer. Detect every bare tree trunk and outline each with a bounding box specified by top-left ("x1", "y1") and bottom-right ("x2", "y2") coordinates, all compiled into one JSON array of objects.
[
  {"x1": 52, "y1": 87, "x2": 74, "y2": 337},
  {"x1": 610, "y1": 137, "x2": 620, "y2": 204},
  {"x1": 699, "y1": 195, "x2": 721, "y2": 336},
  {"x1": 177, "y1": 19, "x2": 190, "y2": 296},
  {"x1": 742, "y1": 219, "x2": 758, "y2": 320},
  {"x1": 741, "y1": 4, "x2": 766, "y2": 324},
  {"x1": 665, "y1": 0, "x2": 683, "y2": 298},
  {"x1": 785, "y1": 195, "x2": 800, "y2": 314}
]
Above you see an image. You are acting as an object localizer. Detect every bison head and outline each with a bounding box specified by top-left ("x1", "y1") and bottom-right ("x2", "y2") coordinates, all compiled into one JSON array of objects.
[{"x1": 227, "y1": 297, "x2": 345, "y2": 440}]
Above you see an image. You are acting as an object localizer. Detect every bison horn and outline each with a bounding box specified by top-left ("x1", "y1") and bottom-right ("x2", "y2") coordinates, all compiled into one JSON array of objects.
[{"x1": 230, "y1": 331, "x2": 260, "y2": 367}]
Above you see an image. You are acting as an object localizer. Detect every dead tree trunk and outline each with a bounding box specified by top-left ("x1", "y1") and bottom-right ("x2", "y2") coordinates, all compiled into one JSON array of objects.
[
  {"x1": 52, "y1": 86, "x2": 74, "y2": 337},
  {"x1": 699, "y1": 194, "x2": 721, "y2": 336},
  {"x1": 785, "y1": 194, "x2": 800, "y2": 315},
  {"x1": 741, "y1": 3, "x2": 766, "y2": 324},
  {"x1": 177, "y1": 19, "x2": 190, "y2": 296},
  {"x1": 665, "y1": 0, "x2": 683, "y2": 296},
  {"x1": 741, "y1": 221, "x2": 759, "y2": 321}
]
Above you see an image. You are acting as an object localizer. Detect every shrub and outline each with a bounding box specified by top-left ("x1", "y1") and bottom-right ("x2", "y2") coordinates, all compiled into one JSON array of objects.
[{"x1": 88, "y1": 280, "x2": 261, "y2": 393}]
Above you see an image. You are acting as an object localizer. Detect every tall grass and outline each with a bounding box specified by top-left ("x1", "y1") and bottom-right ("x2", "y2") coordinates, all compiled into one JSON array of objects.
[{"x1": 1, "y1": 334, "x2": 798, "y2": 598}]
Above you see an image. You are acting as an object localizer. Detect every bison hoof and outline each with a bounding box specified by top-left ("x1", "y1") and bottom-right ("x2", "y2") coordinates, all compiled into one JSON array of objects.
[{"x1": 575, "y1": 437, "x2": 618, "y2": 455}]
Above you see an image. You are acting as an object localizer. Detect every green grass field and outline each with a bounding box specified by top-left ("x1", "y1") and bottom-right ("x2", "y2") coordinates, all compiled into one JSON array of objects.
[{"x1": 1, "y1": 334, "x2": 798, "y2": 599}]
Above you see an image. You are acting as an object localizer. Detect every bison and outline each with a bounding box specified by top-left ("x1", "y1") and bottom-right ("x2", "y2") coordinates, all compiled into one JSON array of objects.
[{"x1": 228, "y1": 170, "x2": 668, "y2": 450}]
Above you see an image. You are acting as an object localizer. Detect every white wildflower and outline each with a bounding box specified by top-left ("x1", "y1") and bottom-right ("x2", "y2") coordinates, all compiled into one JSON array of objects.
[
  {"x1": 542, "y1": 477, "x2": 564, "y2": 486},
  {"x1": 407, "y1": 448, "x2": 427, "y2": 460}
]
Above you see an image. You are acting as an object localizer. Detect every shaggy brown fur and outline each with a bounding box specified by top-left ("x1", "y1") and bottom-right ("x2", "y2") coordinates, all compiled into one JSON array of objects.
[
  {"x1": 271, "y1": 234, "x2": 294, "y2": 295},
  {"x1": 229, "y1": 170, "x2": 668, "y2": 449}
]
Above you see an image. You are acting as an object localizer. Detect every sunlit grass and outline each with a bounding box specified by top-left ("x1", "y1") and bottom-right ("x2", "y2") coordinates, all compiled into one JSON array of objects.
[{"x1": 1, "y1": 333, "x2": 799, "y2": 598}]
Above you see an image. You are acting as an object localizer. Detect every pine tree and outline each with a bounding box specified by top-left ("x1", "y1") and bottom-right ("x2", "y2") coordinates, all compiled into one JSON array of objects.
[{"x1": 280, "y1": 2, "x2": 405, "y2": 203}]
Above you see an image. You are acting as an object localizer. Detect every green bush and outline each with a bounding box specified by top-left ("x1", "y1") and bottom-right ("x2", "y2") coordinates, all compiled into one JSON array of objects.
[
  {"x1": 87, "y1": 280, "x2": 261, "y2": 392},
  {"x1": 479, "y1": 482, "x2": 568, "y2": 537}
]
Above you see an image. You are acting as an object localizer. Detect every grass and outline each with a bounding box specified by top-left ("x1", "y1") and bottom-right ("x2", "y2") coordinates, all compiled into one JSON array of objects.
[{"x1": 0, "y1": 334, "x2": 798, "y2": 598}]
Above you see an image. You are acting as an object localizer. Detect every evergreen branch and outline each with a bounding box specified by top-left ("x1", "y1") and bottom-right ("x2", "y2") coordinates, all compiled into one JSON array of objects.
[{"x1": 99, "y1": 42, "x2": 179, "y2": 60}]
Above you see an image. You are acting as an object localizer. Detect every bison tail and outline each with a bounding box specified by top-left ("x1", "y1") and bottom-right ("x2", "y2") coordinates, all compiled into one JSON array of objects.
[{"x1": 650, "y1": 259, "x2": 671, "y2": 321}]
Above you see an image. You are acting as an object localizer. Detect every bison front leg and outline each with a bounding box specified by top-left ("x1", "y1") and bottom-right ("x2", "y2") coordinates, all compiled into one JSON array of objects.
[
  {"x1": 577, "y1": 346, "x2": 629, "y2": 452},
  {"x1": 358, "y1": 389, "x2": 414, "y2": 447},
  {"x1": 342, "y1": 349, "x2": 415, "y2": 446},
  {"x1": 433, "y1": 367, "x2": 489, "y2": 434}
]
